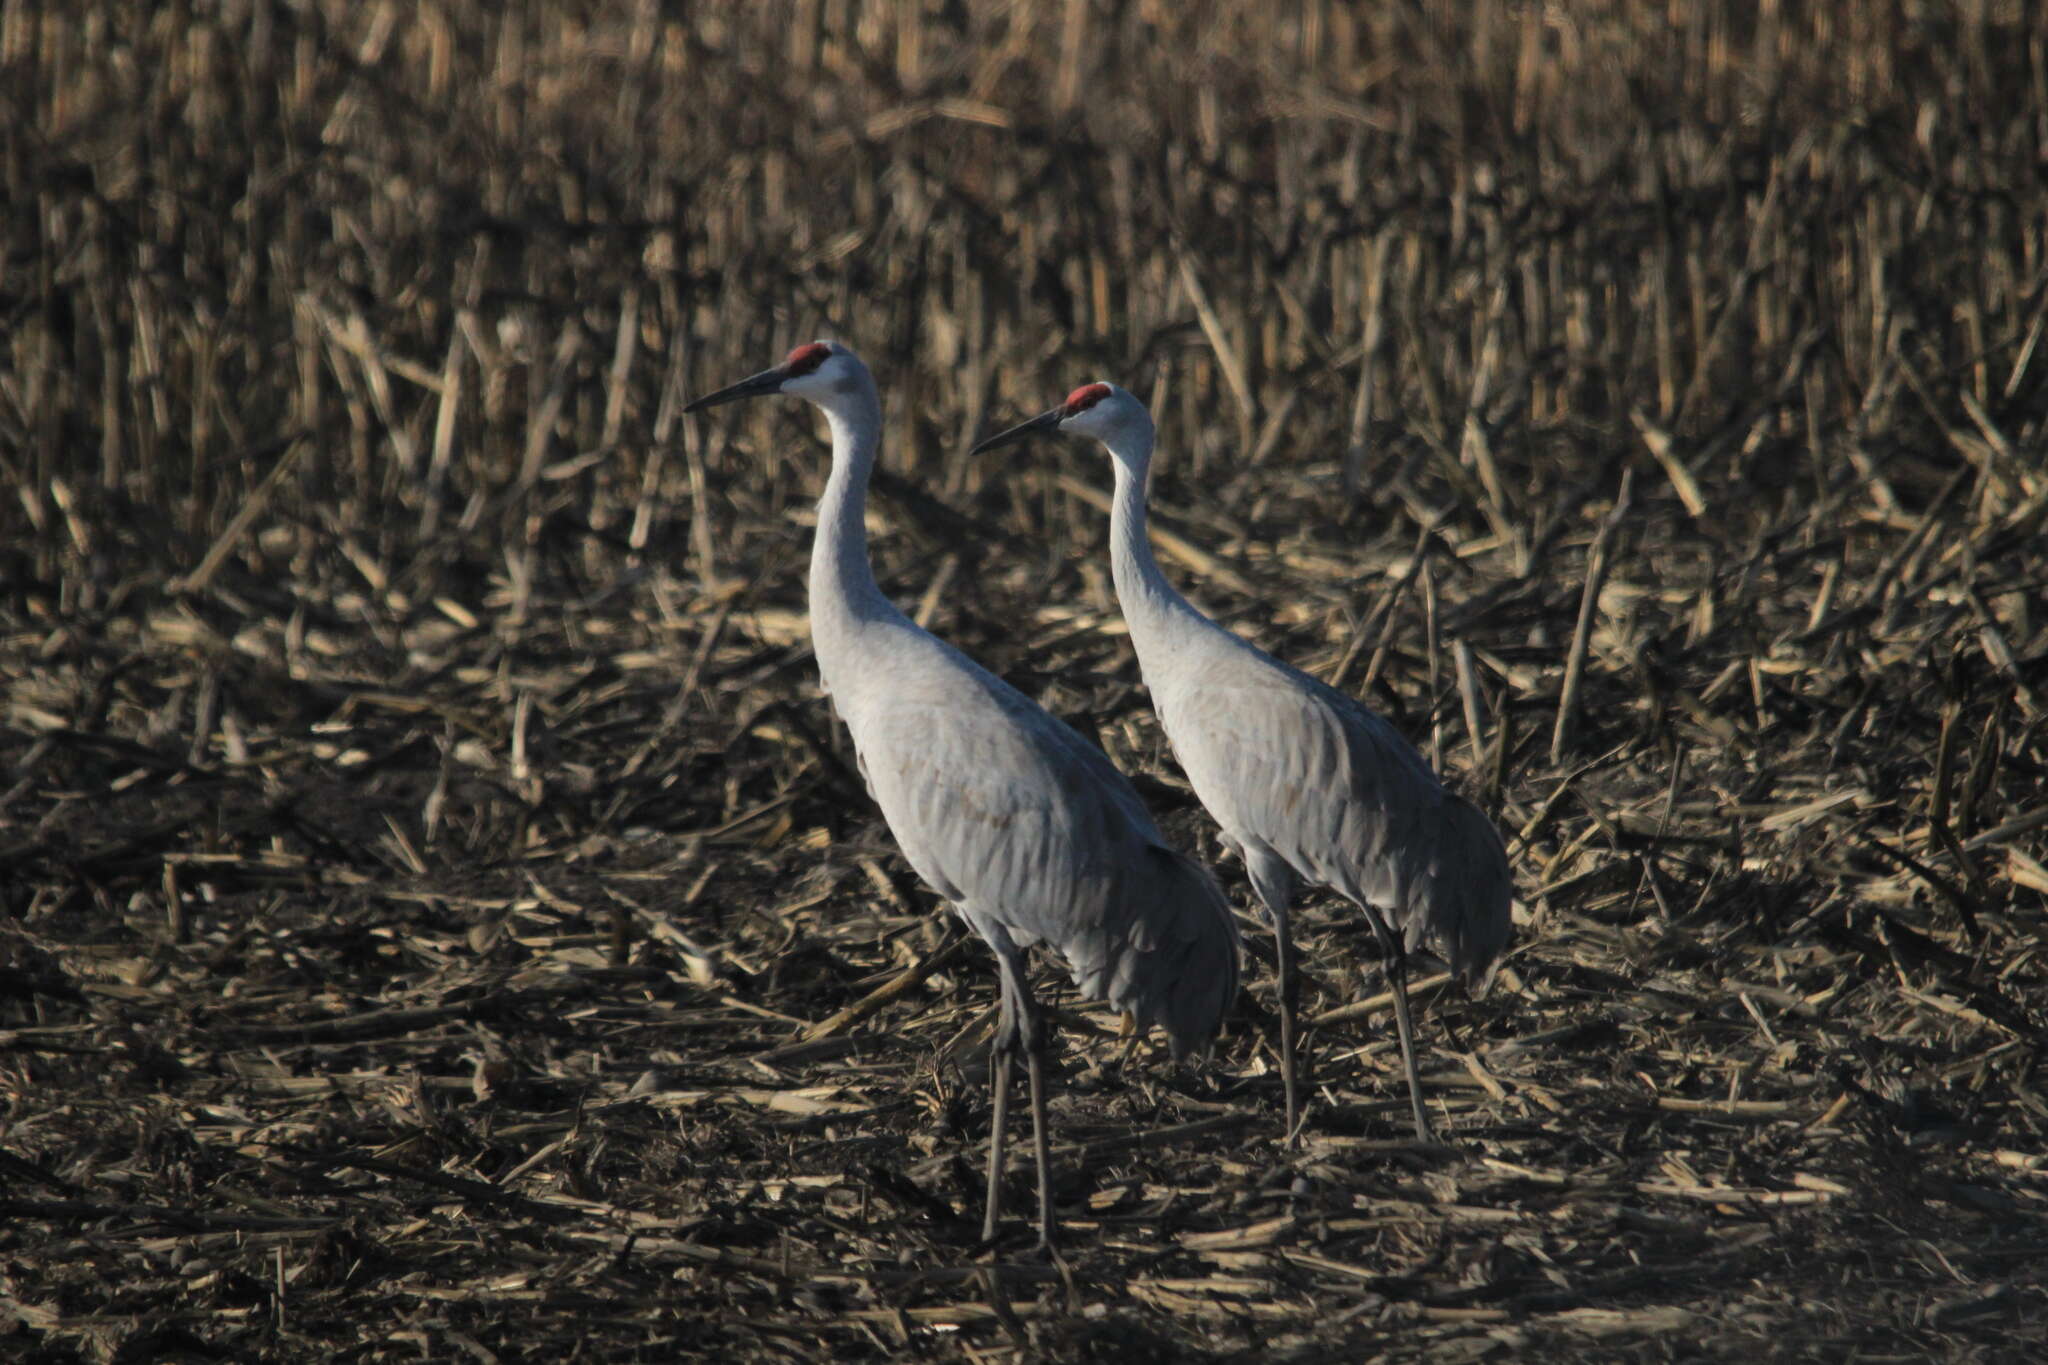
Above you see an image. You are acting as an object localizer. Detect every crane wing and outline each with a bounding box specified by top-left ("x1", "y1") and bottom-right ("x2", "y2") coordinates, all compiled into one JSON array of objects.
[
  {"x1": 1160, "y1": 669, "x2": 1426, "y2": 895},
  {"x1": 1156, "y1": 655, "x2": 1507, "y2": 980},
  {"x1": 837, "y1": 641, "x2": 1238, "y2": 1053}
]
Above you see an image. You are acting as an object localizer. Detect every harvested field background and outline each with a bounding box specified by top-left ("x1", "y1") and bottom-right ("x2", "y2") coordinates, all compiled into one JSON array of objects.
[{"x1": 5, "y1": 1, "x2": 2048, "y2": 1359}]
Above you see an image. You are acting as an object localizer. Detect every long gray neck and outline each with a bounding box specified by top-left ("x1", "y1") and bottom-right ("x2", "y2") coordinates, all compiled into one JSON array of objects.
[
  {"x1": 809, "y1": 386, "x2": 903, "y2": 664},
  {"x1": 1105, "y1": 425, "x2": 1205, "y2": 663}
]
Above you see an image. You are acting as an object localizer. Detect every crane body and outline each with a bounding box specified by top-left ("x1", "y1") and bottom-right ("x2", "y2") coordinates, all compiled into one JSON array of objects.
[
  {"x1": 974, "y1": 383, "x2": 1510, "y2": 1142},
  {"x1": 685, "y1": 346, "x2": 1238, "y2": 1243}
]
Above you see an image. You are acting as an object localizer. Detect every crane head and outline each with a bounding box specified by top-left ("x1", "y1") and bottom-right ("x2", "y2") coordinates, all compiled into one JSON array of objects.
[
  {"x1": 684, "y1": 340, "x2": 862, "y2": 412},
  {"x1": 970, "y1": 381, "x2": 1144, "y2": 455}
]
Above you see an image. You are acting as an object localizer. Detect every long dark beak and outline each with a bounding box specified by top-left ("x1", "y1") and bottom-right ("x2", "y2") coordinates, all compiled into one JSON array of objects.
[
  {"x1": 970, "y1": 406, "x2": 1062, "y2": 455},
  {"x1": 683, "y1": 365, "x2": 788, "y2": 413}
]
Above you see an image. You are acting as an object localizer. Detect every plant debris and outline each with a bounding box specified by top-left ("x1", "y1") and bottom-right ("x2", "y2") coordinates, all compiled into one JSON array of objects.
[{"x1": 4, "y1": 4, "x2": 2046, "y2": 1360}]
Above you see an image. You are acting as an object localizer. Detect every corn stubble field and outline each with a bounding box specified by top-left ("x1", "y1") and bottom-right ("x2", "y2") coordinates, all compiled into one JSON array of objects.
[{"x1": 5, "y1": 1, "x2": 2048, "y2": 1359}]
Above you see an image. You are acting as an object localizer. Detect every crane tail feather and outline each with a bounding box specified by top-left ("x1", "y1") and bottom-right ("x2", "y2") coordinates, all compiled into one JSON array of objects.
[{"x1": 1060, "y1": 845, "x2": 1241, "y2": 1062}]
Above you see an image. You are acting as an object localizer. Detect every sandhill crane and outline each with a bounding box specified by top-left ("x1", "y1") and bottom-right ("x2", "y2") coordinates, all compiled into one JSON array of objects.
[
  {"x1": 685, "y1": 345, "x2": 1239, "y2": 1245},
  {"x1": 974, "y1": 383, "x2": 1510, "y2": 1143}
]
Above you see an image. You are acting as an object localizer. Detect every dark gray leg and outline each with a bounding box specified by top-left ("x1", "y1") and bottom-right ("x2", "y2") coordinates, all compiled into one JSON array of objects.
[
  {"x1": 982, "y1": 986, "x2": 1017, "y2": 1243},
  {"x1": 1246, "y1": 850, "x2": 1303, "y2": 1145},
  {"x1": 981, "y1": 930, "x2": 1059, "y2": 1247},
  {"x1": 1272, "y1": 904, "x2": 1302, "y2": 1145},
  {"x1": 1369, "y1": 915, "x2": 1433, "y2": 1142},
  {"x1": 1023, "y1": 1033, "x2": 1054, "y2": 1248}
]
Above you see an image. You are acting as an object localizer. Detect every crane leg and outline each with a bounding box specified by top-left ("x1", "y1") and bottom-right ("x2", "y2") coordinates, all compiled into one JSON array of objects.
[
  {"x1": 999, "y1": 954, "x2": 1056, "y2": 1249},
  {"x1": 1273, "y1": 910, "x2": 1302, "y2": 1147},
  {"x1": 982, "y1": 997, "x2": 1016, "y2": 1244},
  {"x1": 1246, "y1": 851, "x2": 1304, "y2": 1145},
  {"x1": 1374, "y1": 922, "x2": 1434, "y2": 1143},
  {"x1": 1023, "y1": 1027, "x2": 1055, "y2": 1249},
  {"x1": 984, "y1": 935, "x2": 1060, "y2": 1248}
]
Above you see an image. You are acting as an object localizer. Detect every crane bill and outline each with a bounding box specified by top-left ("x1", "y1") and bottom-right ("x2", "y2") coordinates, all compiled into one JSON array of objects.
[
  {"x1": 684, "y1": 365, "x2": 788, "y2": 412},
  {"x1": 970, "y1": 406, "x2": 1062, "y2": 455}
]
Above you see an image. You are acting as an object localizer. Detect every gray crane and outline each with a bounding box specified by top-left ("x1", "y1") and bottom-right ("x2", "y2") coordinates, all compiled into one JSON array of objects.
[
  {"x1": 685, "y1": 345, "x2": 1239, "y2": 1245},
  {"x1": 974, "y1": 382, "x2": 1511, "y2": 1143}
]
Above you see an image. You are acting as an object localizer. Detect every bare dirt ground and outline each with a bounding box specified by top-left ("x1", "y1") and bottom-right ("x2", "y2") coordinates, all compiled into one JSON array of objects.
[{"x1": 4, "y1": 4, "x2": 2046, "y2": 1360}]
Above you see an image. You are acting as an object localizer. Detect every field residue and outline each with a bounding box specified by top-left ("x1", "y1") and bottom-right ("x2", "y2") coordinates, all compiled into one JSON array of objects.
[{"x1": 3, "y1": 4, "x2": 2045, "y2": 1359}]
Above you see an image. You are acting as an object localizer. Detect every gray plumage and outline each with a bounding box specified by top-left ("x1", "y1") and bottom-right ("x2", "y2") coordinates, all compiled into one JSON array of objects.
[
  {"x1": 838, "y1": 628, "x2": 1239, "y2": 1057},
  {"x1": 686, "y1": 345, "x2": 1237, "y2": 1244},
  {"x1": 1146, "y1": 619, "x2": 1511, "y2": 986},
  {"x1": 974, "y1": 382, "x2": 1511, "y2": 1143}
]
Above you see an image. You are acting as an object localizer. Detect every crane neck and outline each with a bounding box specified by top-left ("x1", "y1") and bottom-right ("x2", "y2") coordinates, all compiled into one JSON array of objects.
[
  {"x1": 809, "y1": 386, "x2": 901, "y2": 659},
  {"x1": 1105, "y1": 427, "x2": 1205, "y2": 654}
]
